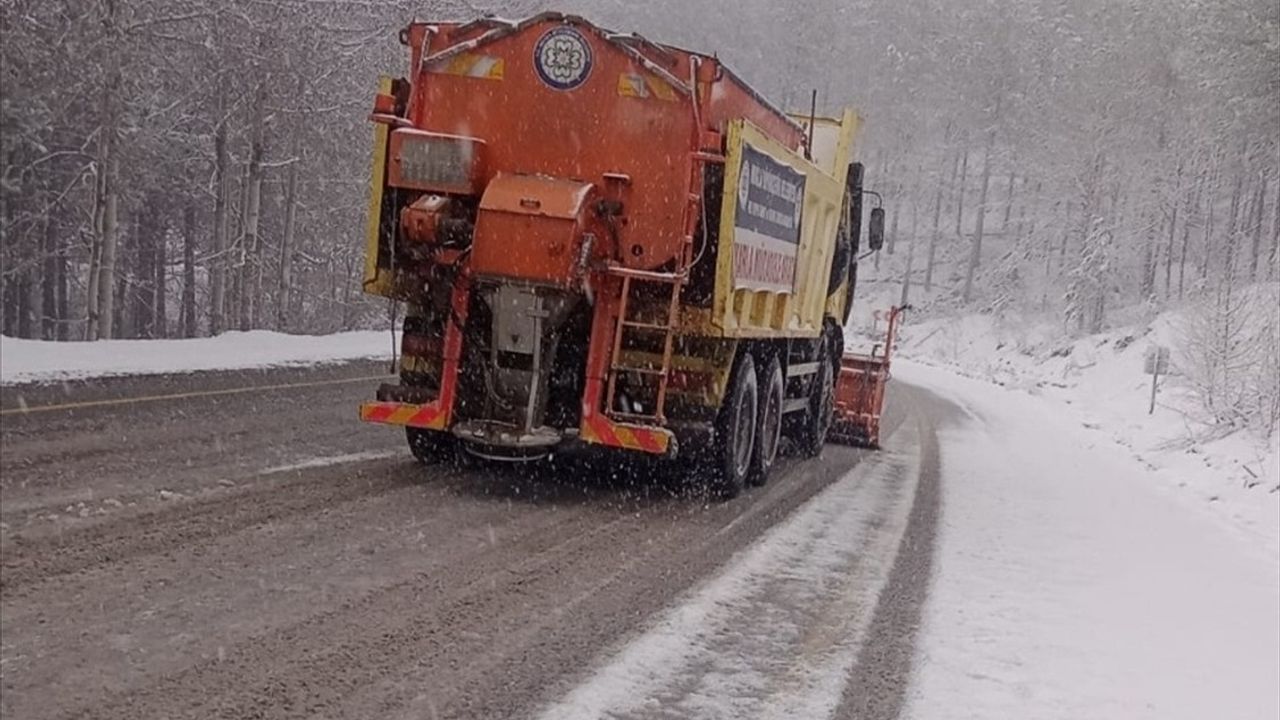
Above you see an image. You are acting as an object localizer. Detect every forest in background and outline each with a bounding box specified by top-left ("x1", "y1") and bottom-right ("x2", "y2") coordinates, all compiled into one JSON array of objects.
[{"x1": 2, "y1": 0, "x2": 1276, "y2": 346}]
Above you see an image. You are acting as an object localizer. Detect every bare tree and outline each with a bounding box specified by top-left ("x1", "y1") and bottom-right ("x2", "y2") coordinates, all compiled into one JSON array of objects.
[
  {"x1": 0, "y1": 0, "x2": 1275, "y2": 345},
  {"x1": 962, "y1": 103, "x2": 999, "y2": 303}
]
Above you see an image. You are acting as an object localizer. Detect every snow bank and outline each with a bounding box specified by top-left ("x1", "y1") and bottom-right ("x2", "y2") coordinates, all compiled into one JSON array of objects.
[
  {"x1": 0, "y1": 330, "x2": 397, "y2": 385},
  {"x1": 898, "y1": 360, "x2": 1279, "y2": 720},
  {"x1": 886, "y1": 306, "x2": 1279, "y2": 559}
]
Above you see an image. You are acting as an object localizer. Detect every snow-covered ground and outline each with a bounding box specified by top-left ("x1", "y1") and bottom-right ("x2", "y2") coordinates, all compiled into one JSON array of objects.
[
  {"x1": 878, "y1": 305, "x2": 1280, "y2": 562},
  {"x1": 0, "y1": 330, "x2": 397, "y2": 385},
  {"x1": 898, "y1": 360, "x2": 1280, "y2": 720},
  {"x1": 539, "y1": 427, "x2": 923, "y2": 719}
]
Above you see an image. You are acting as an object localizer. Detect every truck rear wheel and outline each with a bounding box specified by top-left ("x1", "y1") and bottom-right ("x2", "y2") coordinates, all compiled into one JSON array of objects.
[
  {"x1": 799, "y1": 354, "x2": 834, "y2": 458},
  {"x1": 406, "y1": 427, "x2": 452, "y2": 465},
  {"x1": 712, "y1": 352, "x2": 757, "y2": 498},
  {"x1": 749, "y1": 355, "x2": 783, "y2": 487}
]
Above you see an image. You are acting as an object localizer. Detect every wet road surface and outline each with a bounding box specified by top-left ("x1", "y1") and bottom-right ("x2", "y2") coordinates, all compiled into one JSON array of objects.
[{"x1": 0, "y1": 362, "x2": 951, "y2": 719}]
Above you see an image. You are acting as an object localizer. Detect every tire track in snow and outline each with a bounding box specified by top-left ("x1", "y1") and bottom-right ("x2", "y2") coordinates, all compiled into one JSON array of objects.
[
  {"x1": 0, "y1": 456, "x2": 419, "y2": 595},
  {"x1": 837, "y1": 388, "x2": 948, "y2": 720},
  {"x1": 536, "y1": 418, "x2": 926, "y2": 720}
]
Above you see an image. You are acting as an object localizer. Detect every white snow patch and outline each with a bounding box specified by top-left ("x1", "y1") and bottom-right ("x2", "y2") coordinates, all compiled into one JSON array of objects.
[
  {"x1": 258, "y1": 450, "x2": 400, "y2": 475},
  {"x1": 898, "y1": 360, "x2": 1280, "y2": 720},
  {"x1": 0, "y1": 330, "x2": 398, "y2": 385},
  {"x1": 539, "y1": 425, "x2": 920, "y2": 720},
  {"x1": 886, "y1": 306, "x2": 1280, "y2": 561}
]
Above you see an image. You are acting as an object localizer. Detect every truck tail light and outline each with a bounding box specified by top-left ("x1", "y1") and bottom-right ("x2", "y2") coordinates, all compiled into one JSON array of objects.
[{"x1": 388, "y1": 128, "x2": 485, "y2": 195}]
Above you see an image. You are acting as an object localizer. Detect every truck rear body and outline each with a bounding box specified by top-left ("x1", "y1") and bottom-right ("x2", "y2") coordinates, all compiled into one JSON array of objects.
[{"x1": 359, "y1": 13, "x2": 877, "y2": 484}]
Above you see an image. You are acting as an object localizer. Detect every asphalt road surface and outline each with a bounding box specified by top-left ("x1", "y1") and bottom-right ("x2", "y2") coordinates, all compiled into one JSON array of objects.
[{"x1": 0, "y1": 362, "x2": 952, "y2": 720}]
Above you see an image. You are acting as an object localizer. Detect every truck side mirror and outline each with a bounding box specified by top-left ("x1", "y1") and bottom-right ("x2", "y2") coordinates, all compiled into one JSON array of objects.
[{"x1": 868, "y1": 207, "x2": 885, "y2": 252}]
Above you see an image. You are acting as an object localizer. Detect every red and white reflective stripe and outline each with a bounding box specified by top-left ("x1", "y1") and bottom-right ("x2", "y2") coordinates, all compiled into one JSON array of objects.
[
  {"x1": 359, "y1": 401, "x2": 445, "y2": 430},
  {"x1": 580, "y1": 414, "x2": 670, "y2": 455}
]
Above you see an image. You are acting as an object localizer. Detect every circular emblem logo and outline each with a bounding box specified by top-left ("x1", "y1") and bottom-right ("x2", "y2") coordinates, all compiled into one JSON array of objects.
[{"x1": 534, "y1": 26, "x2": 592, "y2": 91}]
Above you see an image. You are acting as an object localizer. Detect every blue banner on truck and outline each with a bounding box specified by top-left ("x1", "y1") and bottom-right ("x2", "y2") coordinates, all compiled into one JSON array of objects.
[{"x1": 732, "y1": 142, "x2": 806, "y2": 293}]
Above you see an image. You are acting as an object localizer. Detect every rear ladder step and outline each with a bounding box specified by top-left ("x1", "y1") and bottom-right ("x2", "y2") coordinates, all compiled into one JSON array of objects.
[
  {"x1": 611, "y1": 365, "x2": 668, "y2": 376},
  {"x1": 601, "y1": 149, "x2": 710, "y2": 425},
  {"x1": 603, "y1": 267, "x2": 684, "y2": 423}
]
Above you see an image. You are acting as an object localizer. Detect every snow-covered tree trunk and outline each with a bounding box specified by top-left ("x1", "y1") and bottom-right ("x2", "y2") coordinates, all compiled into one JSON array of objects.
[
  {"x1": 887, "y1": 171, "x2": 902, "y2": 257},
  {"x1": 1199, "y1": 160, "x2": 1220, "y2": 282},
  {"x1": 962, "y1": 119, "x2": 997, "y2": 303},
  {"x1": 1057, "y1": 201, "x2": 1074, "y2": 275},
  {"x1": 924, "y1": 152, "x2": 949, "y2": 293},
  {"x1": 240, "y1": 169, "x2": 262, "y2": 331},
  {"x1": 181, "y1": 204, "x2": 197, "y2": 338},
  {"x1": 1248, "y1": 171, "x2": 1268, "y2": 279},
  {"x1": 1177, "y1": 175, "x2": 1200, "y2": 300},
  {"x1": 40, "y1": 209, "x2": 57, "y2": 340},
  {"x1": 1270, "y1": 177, "x2": 1280, "y2": 280},
  {"x1": 88, "y1": 24, "x2": 122, "y2": 341},
  {"x1": 1001, "y1": 172, "x2": 1016, "y2": 232},
  {"x1": 153, "y1": 209, "x2": 167, "y2": 338},
  {"x1": 95, "y1": 150, "x2": 120, "y2": 340},
  {"x1": 1139, "y1": 207, "x2": 1160, "y2": 302},
  {"x1": 133, "y1": 206, "x2": 155, "y2": 339},
  {"x1": 1162, "y1": 161, "x2": 1184, "y2": 300},
  {"x1": 1223, "y1": 168, "x2": 1245, "y2": 287},
  {"x1": 901, "y1": 166, "x2": 921, "y2": 306},
  {"x1": 277, "y1": 156, "x2": 299, "y2": 331},
  {"x1": 243, "y1": 79, "x2": 267, "y2": 330},
  {"x1": 953, "y1": 148, "x2": 968, "y2": 240},
  {"x1": 209, "y1": 90, "x2": 230, "y2": 336},
  {"x1": 55, "y1": 237, "x2": 67, "y2": 340}
]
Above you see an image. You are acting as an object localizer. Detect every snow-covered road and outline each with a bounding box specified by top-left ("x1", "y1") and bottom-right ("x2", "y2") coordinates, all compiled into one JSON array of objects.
[
  {"x1": 2, "y1": 361, "x2": 932, "y2": 719},
  {"x1": 3, "y1": 336, "x2": 1275, "y2": 719},
  {"x1": 899, "y1": 360, "x2": 1280, "y2": 720},
  {"x1": 538, "y1": 418, "x2": 926, "y2": 720}
]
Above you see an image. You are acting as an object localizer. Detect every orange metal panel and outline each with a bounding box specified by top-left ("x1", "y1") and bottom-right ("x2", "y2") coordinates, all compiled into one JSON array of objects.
[
  {"x1": 831, "y1": 306, "x2": 906, "y2": 447},
  {"x1": 396, "y1": 15, "x2": 813, "y2": 278},
  {"x1": 478, "y1": 173, "x2": 594, "y2": 219},
  {"x1": 704, "y1": 69, "x2": 806, "y2": 153},
  {"x1": 412, "y1": 17, "x2": 697, "y2": 271},
  {"x1": 471, "y1": 173, "x2": 599, "y2": 285}
]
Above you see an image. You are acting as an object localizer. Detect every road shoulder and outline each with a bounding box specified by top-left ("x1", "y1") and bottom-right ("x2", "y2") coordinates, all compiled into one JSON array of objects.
[{"x1": 897, "y1": 361, "x2": 1280, "y2": 720}]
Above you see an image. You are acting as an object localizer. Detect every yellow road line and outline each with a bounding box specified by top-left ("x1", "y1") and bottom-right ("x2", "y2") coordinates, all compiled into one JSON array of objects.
[{"x1": 0, "y1": 374, "x2": 394, "y2": 416}]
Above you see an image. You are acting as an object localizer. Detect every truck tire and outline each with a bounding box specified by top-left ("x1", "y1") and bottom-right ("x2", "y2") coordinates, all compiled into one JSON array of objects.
[
  {"x1": 799, "y1": 354, "x2": 834, "y2": 458},
  {"x1": 406, "y1": 427, "x2": 451, "y2": 465},
  {"x1": 712, "y1": 352, "x2": 757, "y2": 498},
  {"x1": 749, "y1": 355, "x2": 784, "y2": 487}
]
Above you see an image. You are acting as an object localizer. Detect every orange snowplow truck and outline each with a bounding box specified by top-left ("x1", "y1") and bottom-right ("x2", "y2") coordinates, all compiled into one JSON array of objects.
[{"x1": 359, "y1": 13, "x2": 886, "y2": 495}]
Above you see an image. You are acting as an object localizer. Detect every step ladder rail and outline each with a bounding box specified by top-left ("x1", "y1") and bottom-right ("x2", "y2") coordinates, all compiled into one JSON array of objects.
[
  {"x1": 602, "y1": 143, "x2": 717, "y2": 425},
  {"x1": 652, "y1": 275, "x2": 681, "y2": 419},
  {"x1": 605, "y1": 272, "x2": 680, "y2": 422},
  {"x1": 604, "y1": 272, "x2": 633, "y2": 418}
]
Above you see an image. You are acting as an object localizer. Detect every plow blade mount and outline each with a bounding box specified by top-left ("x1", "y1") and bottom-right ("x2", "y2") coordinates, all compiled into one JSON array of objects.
[
  {"x1": 830, "y1": 305, "x2": 908, "y2": 449},
  {"x1": 831, "y1": 355, "x2": 889, "y2": 448}
]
